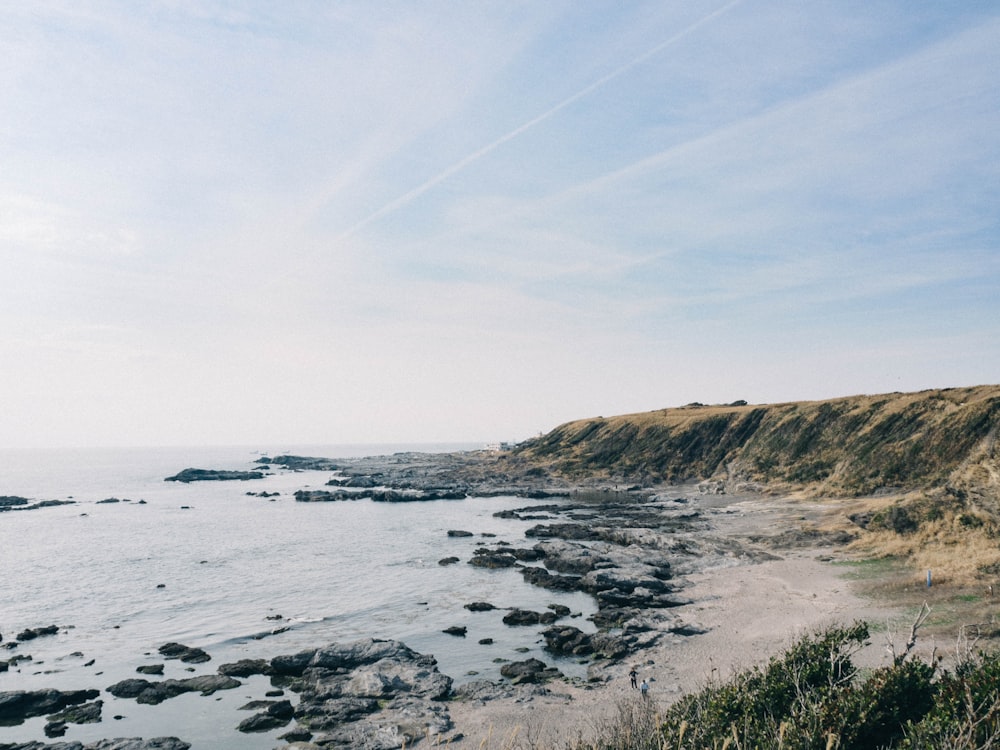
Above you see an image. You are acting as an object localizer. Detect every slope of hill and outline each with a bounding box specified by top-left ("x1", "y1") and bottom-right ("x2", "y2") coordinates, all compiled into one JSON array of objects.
[{"x1": 512, "y1": 385, "x2": 1000, "y2": 503}]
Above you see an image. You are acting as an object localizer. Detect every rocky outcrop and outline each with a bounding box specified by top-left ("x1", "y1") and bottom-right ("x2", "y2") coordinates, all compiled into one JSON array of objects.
[
  {"x1": 0, "y1": 740, "x2": 191, "y2": 750},
  {"x1": 294, "y1": 488, "x2": 467, "y2": 502},
  {"x1": 267, "y1": 638, "x2": 457, "y2": 749},
  {"x1": 163, "y1": 468, "x2": 264, "y2": 483},
  {"x1": 0, "y1": 497, "x2": 75, "y2": 512}
]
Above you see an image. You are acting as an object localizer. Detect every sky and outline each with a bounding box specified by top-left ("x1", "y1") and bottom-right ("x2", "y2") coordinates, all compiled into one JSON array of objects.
[{"x1": 1, "y1": 1, "x2": 999, "y2": 449}]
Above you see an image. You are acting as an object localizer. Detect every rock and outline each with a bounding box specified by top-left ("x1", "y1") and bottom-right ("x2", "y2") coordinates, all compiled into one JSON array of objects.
[
  {"x1": 47, "y1": 699, "x2": 103, "y2": 724},
  {"x1": 0, "y1": 688, "x2": 100, "y2": 724},
  {"x1": 43, "y1": 721, "x2": 67, "y2": 737},
  {"x1": 279, "y1": 727, "x2": 314, "y2": 742},
  {"x1": 16, "y1": 625, "x2": 59, "y2": 641},
  {"x1": 468, "y1": 550, "x2": 518, "y2": 568},
  {"x1": 519, "y1": 566, "x2": 581, "y2": 592},
  {"x1": 106, "y1": 675, "x2": 240, "y2": 705},
  {"x1": 293, "y1": 489, "x2": 352, "y2": 502},
  {"x1": 499, "y1": 658, "x2": 562, "y2": 684},
  {"x1": 0, "y1": 496, "x2": 31, "y2": 509},
  {"x1": 442, "y1": 626, "x2": 467, "y2": 637},
  {"x1": 136, "y1": 665, "x2": 164, "y2": 675},
  {"x1": 236, "y1": 700, "x2": 293, "y2": 732},
  {"x1": 157, "y1": 643, "x2": 210, "y2": 663},
  {"x1": 446, "y1": 530, "x2": 473, "y2": 537},
  {"x1": 217, "y1": 658, "x2": 272, "y2": 677},
  {"x1": 272, "y1": 638, "x2": 454, "y2": 748},
  {"x1": 502, "y1": 609, "x2": 557, "y2": 626},
  {"x1": 464, "y1": 602, "x2": 496, "y2": 612},
  {"x1": 438, "y1": 557, "x2": 460, "y2": 566},
  {"x1": 164, "y1": 468, "x2": 264, "y2": 482},
  {"x1": 478, "y1": 638, "x2": 494, "y2": 645},
  {"x1": 0, "y1": 496, "x2": 75, "y2": 512}
]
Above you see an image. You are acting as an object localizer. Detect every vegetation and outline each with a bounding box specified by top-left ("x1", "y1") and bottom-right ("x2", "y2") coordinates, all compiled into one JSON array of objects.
[
  {"x1": 556, "y1": 623, "x2": 1000, "y2": 750},
  {"x1": 510, "y1": 386, "x2": 1000, "y2": 502}
]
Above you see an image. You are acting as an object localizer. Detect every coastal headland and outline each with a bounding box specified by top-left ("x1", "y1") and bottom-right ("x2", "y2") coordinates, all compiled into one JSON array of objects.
[{"x1": 2, "y1": 385, "x2": 998, "y2": 748}]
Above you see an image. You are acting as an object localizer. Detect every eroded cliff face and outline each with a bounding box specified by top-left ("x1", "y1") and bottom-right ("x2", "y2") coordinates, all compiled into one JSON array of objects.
[{"x1": 510, "y1": 385, "x2": 1000, "y2": 501}]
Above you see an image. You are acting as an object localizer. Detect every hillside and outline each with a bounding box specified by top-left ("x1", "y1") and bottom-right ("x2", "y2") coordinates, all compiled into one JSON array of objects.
[{"x1": 512, "y1": 385, "x2": 1000, "y2": 503}]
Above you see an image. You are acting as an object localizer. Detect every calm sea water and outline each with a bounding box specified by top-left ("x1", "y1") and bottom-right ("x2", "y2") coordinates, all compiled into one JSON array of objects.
[{"x1": 0, "y1": 445, "x2": 597, "y2": 748}]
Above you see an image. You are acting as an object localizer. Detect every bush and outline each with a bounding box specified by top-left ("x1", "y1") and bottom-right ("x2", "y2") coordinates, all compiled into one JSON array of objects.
[{"x1": 569, "y1": 623, "x2": 1000, "y2": 750}]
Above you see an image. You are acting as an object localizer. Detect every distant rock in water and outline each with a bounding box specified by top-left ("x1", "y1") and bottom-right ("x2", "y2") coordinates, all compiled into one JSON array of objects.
[
  {"x1": 157, "y1": 642, "x2": 210, "y2": 663},
  {"x1": 0, "y1": 496, "x2": 75, "y2": 512},
  {"x1": 257, "y1": 454, "x2": 341, "y2": 471},
  {"x1": 164, "y1": 468, "x2": 265, "y2": 482}
]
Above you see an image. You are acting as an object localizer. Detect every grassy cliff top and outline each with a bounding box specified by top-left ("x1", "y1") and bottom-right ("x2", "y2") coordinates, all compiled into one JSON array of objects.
[{"x1": 513, "y1": 385, "x2": 1000, "y2": 501}]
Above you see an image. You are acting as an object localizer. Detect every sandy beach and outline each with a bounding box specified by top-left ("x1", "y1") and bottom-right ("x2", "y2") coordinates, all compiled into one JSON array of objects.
[{"x1": 445, "y1": 494, "x2": 923, "y2": 749}]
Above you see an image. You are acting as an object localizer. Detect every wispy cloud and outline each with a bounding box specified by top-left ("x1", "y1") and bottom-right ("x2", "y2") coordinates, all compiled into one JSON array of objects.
[{"x1": 1, "y1": 1, "x2": 997, "y2": 447}]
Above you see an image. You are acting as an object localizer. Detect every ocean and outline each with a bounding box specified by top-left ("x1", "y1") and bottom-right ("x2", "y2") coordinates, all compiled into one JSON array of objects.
[{"x1": 0, "y1": 444, "x2": 597, "y2": 748}]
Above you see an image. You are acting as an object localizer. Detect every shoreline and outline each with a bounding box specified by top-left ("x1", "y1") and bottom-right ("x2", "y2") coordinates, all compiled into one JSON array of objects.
[
  {"x1": 444, "y1": 493, "x2": 924, "y2": 749},
  {"x1": 2, "y1": 456, "x2": 935, "y2": 749}
]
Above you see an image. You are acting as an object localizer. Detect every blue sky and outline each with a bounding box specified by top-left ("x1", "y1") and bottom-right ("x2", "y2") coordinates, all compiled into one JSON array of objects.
[{"x1": 2, "y1": 1, "x2": 998, "y2": 449}]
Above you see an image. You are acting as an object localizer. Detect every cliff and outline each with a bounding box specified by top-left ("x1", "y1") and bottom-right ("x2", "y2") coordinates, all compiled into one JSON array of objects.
[{"x1": 511, "y1": 385, "x2": 1000, "y2": 502}]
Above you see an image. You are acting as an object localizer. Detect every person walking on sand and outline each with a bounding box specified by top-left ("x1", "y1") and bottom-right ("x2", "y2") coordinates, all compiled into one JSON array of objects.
[
  {"x1": 629, "y1": 667, "x2": 638, "y2": 689},
  {"x1": 640, "y1": 679, "x2": 649, "y2": 697}
]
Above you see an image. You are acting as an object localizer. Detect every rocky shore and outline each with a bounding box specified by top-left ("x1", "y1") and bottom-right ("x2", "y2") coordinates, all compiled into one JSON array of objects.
[{"x1": 2, "y1": 450, "x2": 901, "y2": 749}]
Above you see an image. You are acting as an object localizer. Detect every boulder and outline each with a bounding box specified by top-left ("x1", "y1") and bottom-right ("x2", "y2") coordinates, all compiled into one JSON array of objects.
[{"x1": 499, "y1": 658, "x2": 562, "y2": 684}]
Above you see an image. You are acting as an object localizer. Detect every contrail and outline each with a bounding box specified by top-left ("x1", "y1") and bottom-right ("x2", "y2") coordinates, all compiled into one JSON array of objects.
[{"x1": 334, "y1": 0, "x2": 743, "y2": 243}]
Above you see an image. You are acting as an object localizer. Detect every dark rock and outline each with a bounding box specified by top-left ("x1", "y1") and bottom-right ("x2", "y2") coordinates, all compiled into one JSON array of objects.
[
  {"x1": 468, "y1": 550, "x2": 518, "y2": 569},
  {"x1": 47, "y1": 699, "x2": 103, "y2": 724},
  {"x1": 499, "y1": 658, "x2": 562, "y2": 684},
  {"x1": 236, "y1": 700, "x2": 293, "y2": 733},
  {"x1": 278, "y1": 727, "x2": 313, "y2": 742},
  {"x1": 442, "y1": 626, "x2": 467, "y2": 637},
  {"x1": 258, "y1": 454, "x2": 340, "y2": 471},
  {"x1": 164, "y1": 468, "x2": 264, "y2": 482},
  {"x1": 478, "y1": 638, "x2": 494, "y2": 645},
  {"x1": 157, "y1": 643, "x2": 210, "y2": 663},
  {"x1": 106, "y1": 675, "x2": 240, "y2": 705},
  {"x1": 217, "y1": 658, "x2": 272, "y2": 677},
  {"x1": 97, "y1": 498, "x2": 122, "y2": 504},
  {"x1": 43, "y1": 721, "x2": 67, "y2": 737},
  {"x1": 294, "y1": 489, "x2": 351, "y2": 502},
  {"x1": 502, "y1": 609, "x2": 557, "y2": 626},
  {"x1": 519, "y1": 566, "x2": 581, "y2": 592},
  {"x1": 136, "y1": 665, "x2": 163, "y2": 676},
  {"x1": 438, "y1": 557, "x2": 460, "y2": 566},
  {"x1": 464, "y1": 601, "x2": 496, "y2": 612},
  {"x1": 16, "y1": 625, "x2": 59, "y2": 641},
  {"x1": 0, "y1": 688, "x2": 100, "y2": 724},
  {"x1": 447, "y1": 530, "x2": 473, "y2": 537},
  {"x1": 269, "y1": 648, "x2": 317, "y2": 677},
  {"x1": 0, "y1": 496, "x2": 75, "y2": 512}
]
